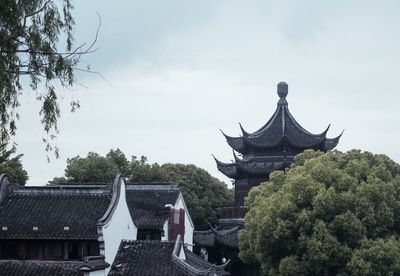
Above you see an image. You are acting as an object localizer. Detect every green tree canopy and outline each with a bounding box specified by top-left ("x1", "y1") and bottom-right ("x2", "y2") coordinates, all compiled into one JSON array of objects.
[
  {"x1": 0, "y1": 0, "x2": 97, "y2": 156},
  {"x1": 0, "y1": 142, "x2": 28, "y2": 185},
  {"x1": 239, "y1": 150, "x2": 400, "y2": 275},
  {"x1": 58, "y1": 149, "x2": 233, "y2": 229},
  {"x1": 64, "y1": 152, "x2": 119, "y2": 182}
]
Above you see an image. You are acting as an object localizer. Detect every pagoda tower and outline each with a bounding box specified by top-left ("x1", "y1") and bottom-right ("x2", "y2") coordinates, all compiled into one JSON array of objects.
[{"x1": 213, "y1": 82, "x2": 342, "y2": 217}]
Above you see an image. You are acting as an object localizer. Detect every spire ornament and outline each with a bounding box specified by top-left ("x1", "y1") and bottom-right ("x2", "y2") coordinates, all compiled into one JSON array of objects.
[{"x1": 277, "y1": 81, "x2": 288, "y2": 106}]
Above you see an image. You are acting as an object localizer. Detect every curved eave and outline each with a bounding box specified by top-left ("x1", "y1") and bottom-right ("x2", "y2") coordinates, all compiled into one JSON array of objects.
[
  {"x1": 324, "y1": 130, "x2": 344, "y2": 151},
  {"x1": 212, "y1": 155, "x2": 238, "y2": 179},
  {"x1": 193, "y1": 230, "x2": 215, "y2": 247},
  {"x1": 283, "y1": 109, "x2": 329, "y2": 148},
  {"x1": 243, "y1": 108, "x2": 331, "y2": 150},
  {"x1": 220, "y1": 130, "x2": 246, "y2": 153},
  {"x1": 239, "y1": 122, "x2": 249, "y2": 136}
]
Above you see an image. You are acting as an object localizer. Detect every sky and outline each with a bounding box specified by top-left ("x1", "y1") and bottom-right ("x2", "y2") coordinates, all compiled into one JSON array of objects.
[{"x1": 13, "y1": 0, "x2": 400, "y2": 186}]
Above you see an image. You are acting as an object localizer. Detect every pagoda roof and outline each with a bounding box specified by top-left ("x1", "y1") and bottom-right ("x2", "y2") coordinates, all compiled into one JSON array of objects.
[
  {"x1": 213, "y1": 153, "x2": 292, "y2": 179},
  {"x1": 221, "y1": 82, "x2": 343, "y2": 154}
]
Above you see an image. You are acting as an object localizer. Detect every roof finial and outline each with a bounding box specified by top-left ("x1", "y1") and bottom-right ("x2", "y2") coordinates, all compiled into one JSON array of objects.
[{"x1": 277, "y1": 82, "x2": 288, "y2": 99}]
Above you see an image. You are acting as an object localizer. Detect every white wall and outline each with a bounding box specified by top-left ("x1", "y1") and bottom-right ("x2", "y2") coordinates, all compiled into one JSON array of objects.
[
  {"x1": 162, "y1": 220, "x2": 169, "y2": 241},
  {"x1": 86, "y1": 270, "x2": 106, "y2": 276},
  {"x1": 100, "y1": 179, "x2": 137, "y2": 273},
  {"x1": 175, "y1": 193, "x2": 194, "y2": 251}
]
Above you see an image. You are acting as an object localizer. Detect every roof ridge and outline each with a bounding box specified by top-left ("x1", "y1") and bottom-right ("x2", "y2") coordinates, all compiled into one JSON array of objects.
[
  {"x1": 126, "y1": 185, "x2": 180, "y2": 191},
  {"x1": 121, "y1": 239, "x2": 175, "y2": 245},
  {"x1": 10, "y1": 191, "x2": 112, "y2": 196}
]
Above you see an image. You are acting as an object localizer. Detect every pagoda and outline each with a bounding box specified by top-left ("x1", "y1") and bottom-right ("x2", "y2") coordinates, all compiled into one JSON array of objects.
[
  {"x1": 213, "y1": 82, "x2": 342, "y2": 218},
  {"x1": 194, "y1": 82, "x2": 342, "y2": 276}
]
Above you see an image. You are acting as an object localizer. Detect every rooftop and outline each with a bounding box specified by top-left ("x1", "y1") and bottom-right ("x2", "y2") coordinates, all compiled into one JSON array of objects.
[
  {"x1": 0, "y1": 260, "x2": 84, "y2": 276},
  {"x1": 194, "y1": 226, "x2": 239, "y2": 250},
  {"x1": 109, "y1": 238, "x2": 229, "y2": 276},
  {"x1": 214, "y1": 82, "x2": 342, "y2": 179},
  {"x1": 126, "y1": 182, "x2": 181, "y2": 229},
  {"x1": 0, "y1": 183, "x2": 112, "y2": 240}
]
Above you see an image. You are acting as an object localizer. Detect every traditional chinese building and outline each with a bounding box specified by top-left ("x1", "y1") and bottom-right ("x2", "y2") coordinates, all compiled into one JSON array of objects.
[
  {"x1": 214, "y1": 81, "x2": 342, "y2": 217},
  {"x1": 195, "y1": 82, "x2": 342, "y2": 276},
  {"x1": 0, "y1": 175, "x2": 225, "y2": 275}
]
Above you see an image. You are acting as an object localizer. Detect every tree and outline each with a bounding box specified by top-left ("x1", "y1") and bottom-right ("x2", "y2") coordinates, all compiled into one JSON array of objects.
[
  {"x1": 0, "y1": 0, "x2": 97, "y2": 156},
  {"x1": 0, "y1": 142, "x2": 28, "y2": 185},
  {"x1": 64, "y1": 152, "x2": 118, "y2": 182},
  {"x1": 106, "y1": 149, "x2": 131, "y2": 176},
  {"x1": 58, "y1": 149, "x2": 233, "y2": 229},
  {"x1": 347, "y1": 237, "x2": 400, "y2": 275},
  {"x1": 129, "y1": 155, "x2": 164, "y2": 182},
  {"x1": 239, "y1": 150, "x2": 400, "y2": 275}
]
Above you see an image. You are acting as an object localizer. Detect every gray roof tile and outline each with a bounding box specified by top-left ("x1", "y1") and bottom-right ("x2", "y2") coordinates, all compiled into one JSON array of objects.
[
  {"x1": 126, "y1": 183, "x2": 180, "y2": 229},
  {"x1": 0, "y1": 187, "x2": 111, "y2": 239}
]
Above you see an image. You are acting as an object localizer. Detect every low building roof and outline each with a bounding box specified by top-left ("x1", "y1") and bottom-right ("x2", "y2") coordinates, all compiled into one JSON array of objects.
[
  {"x1": 183, "y1": 248, "x2": 230, "y2": 276},
  {"x1": 193, "y1": 229, "x2": 215, "y2": 247},
  {"x1": 0, "y1": 260, "x2": 84, "y2": 276},
  {"x1": 0, "y1": 182, "x2": 112, "y2": 240},
  {"x1": 126, "y1": 183, "x2": 180, "y2": 229},
  {"x1": 109, "y1": 239, "x2": 229, "y2": 276},
  {"x1": 109, "y1": 240, "x2": 183, "y2": 276},
  {"x1": 194, "y1": 226, "x2": 239, "y2": 250}
]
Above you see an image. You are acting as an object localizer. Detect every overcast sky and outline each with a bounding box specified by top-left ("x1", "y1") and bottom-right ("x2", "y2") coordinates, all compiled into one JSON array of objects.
[{"x1": 14, "y1": 0, "x2": 400, "y2": 186}]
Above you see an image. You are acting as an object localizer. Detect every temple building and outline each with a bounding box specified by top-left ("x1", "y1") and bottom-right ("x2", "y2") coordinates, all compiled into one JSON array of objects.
[{"x1": 194, "y1": 82, "x2": 342, "y2": 276}]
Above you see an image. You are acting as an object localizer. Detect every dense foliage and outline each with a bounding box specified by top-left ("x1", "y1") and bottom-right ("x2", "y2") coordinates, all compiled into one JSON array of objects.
[
  {"x1": 64, "y1": 152, "x2": 119, "y2": 182},
  {"x1": 0, "y1": 142, "x2": 28, "y2": 185},
  {"x1": 0, "y1": 0, "x2": 95, "y2": 156},
  {"x1": 239, "y1": 150, "x2": 400, "y2": 275},
  {"x1": 58, "y1": 149, "x2": 233, "y2": 229}
]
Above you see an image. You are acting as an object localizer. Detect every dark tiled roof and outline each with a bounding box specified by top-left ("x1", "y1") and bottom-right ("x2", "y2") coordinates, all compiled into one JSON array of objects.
[
  {"x1": 218, "y1": 84, "x2": 341, "y2": 156},
  {"x1": 77, "y1": 255, "x2": 110, "y2": 271},
  {"x1": 172, "y1": 235, "x2": 230, "y2": 276},
  {"x1": 0, "y1": 260, "x2": 83, "y2": 276},
  {"x1": 108, "y1": 240, "x2": 184, "y2": 276},
  {"x1": 109, "y1": 239, "x2": 230, "y2": 276},
  {"x1": 215, "y1": 227, "x2": 239, "y2": 249},
  {"x1": 0, "y1": 186, "x2": 112, "y2": 239},
  {"x1": 215, "y1": 84, "x2": 342, "y2": 180},
  {"x1": 214, "y1": 155, "x2": 290, "y2": 179},
  {"x1": 193, "y1": 229, "x2": 215, "y2": 247},
  {"x1": 183, "y1": 248, "x2": 230, "y2": 276},
  {"x1": 194, "y1": 226, "x2": 239, "y2": 249},
  {"x1": 126, "y1": 183, "x2": 180, "y2": 229}
]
